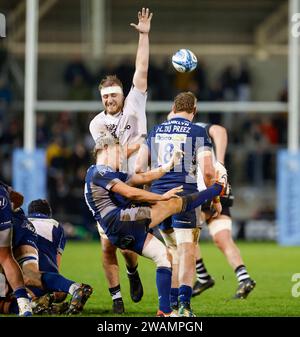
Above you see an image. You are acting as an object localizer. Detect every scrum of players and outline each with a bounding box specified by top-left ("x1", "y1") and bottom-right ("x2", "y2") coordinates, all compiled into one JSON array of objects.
[{"x1": 0, "y1": 8, "x2": 254, "y2": 317}]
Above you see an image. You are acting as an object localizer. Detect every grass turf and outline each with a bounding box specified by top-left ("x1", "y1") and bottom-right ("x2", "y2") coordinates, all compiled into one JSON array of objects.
[{"x1": 59, "y1": 240, "x2": 300, "y2": 317}]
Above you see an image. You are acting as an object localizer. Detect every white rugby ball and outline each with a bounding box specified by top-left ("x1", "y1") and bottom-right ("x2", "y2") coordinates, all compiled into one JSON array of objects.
[{"x1": 172, "y1": 49, "x2": 197, "y2": 73}]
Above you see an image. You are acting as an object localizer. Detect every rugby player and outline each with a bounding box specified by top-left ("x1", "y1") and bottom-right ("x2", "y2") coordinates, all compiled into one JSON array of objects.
[{"x1": 88, "y1": 7, "x2": 153, "y2": 313}]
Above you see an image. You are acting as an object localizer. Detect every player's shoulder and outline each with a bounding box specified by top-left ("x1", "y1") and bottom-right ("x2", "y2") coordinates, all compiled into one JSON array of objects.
[
  {"x1": 94, "y1": 165, "x2": 117, "y2": 178},
  {"x1": 193, "y1": 122, "x2": 211, "y2": 136},
  {"x1": 89, "y1": 111, "x2": 105, "y2": 125},
  {"x1": 127, "y1": 84, "x2": 146, "y2": 98},
  {"x1": 195, "y1": 122, "x2": 209, "y2": 129}
]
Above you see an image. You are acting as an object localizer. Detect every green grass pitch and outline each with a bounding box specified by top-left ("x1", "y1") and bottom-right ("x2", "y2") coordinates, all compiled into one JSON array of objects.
[{"x1": 60, "y1": 240, "x2": 300, "y2": 317}]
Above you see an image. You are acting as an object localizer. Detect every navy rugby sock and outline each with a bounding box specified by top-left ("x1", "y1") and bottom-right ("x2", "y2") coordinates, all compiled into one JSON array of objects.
[
  {"x1": 179, "y1": 284, "x2": 192, "y2": 304},
  {"x1": 8, "y1": 299, "x2": 19, "y2": 314},
  {"x1": 41, "y1": 272, "x2": 74, "y2": 293},
  {"x1": 156, "y1": 267, "x2": 172, "y2": 313},
  {"x1": 181, "y1": 183, "x2": 223, "y2": 212},
  {"x1": 170, "y1": 287, "x2": 179, "y2": 309},
  {"x1": 14, "y1": 287, "x2": 30, "y2": 300}
]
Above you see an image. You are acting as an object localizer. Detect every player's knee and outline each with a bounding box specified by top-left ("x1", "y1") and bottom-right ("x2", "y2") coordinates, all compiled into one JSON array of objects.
[
  {"x1": 102, "y1": 239, "x2": 117, "y2": 256},
  {"x1": 16, "y1": 254, "x2": 39, "y2": 285},
  {"x1": 23, "y1": 268, "x2": 42, "y2": 288},
  {"x1": 142, "y1": 237, "x2": 171, "y2": 268},
  {"x1": 209, "y1": 218, "x2": 232, "y2": 237},
  {"x1": 120, "y1": 249, "x2": 138, "y2": 265},
  {"x1": 174, "y1": 228, "x2": 200, "y2": 245},
  {"x1": 160, "y1": 229, "x2": 178, "y2": 265}
]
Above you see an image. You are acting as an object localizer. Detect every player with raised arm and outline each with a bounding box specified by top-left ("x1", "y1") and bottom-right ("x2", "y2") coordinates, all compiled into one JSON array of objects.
[
  {"x1": 84, "y1": 130, "x2": 225, "y2": 316},
  {"x1": 88, "y1": 7, "x2": 153, "y2": 314},
  {"x1": 193, "y1": 123, "x2": 256, "y2": 299}
]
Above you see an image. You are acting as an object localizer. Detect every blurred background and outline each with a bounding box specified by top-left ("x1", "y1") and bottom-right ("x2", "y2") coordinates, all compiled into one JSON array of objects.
[{"x1": 0, "y1": 0, "x2": 297, "y2": 241}]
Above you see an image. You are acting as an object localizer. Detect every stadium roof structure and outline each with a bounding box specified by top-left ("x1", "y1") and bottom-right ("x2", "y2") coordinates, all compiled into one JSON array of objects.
[{"x1": 0, "y1": 0, "x2": 288, "y2": 57}]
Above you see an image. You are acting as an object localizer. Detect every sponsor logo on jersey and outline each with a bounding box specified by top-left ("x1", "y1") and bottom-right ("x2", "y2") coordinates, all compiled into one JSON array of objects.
[{"x1": 155, "y1": 133, "x2": 187, "y2": 142}]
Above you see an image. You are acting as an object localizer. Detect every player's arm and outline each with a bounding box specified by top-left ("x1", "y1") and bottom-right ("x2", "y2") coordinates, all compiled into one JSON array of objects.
[
  {"x1": 197, "y1": 149, "x2": 216, "y2": 187},
  {"x1": 124, "y1": 143, "x2": 141, "y2": 159},
  {"x1": 89, "y1": 117, "x2": 107, "y2": 143},
  {"x1": 135, "y1": 143, "x2": 150, "y2": 173},
  {"x1": 128, "y1": 148, "x2": 183, "y2": 186},
  {"x1": 208, "y1": 124, "x2": 228, "y2": 165},
  {"x1": 197, "y1": 149, "x2": 222, "y2": 217},
  {"x1": 130, "y1": 8, "x2": 153, "y2": 92},
  {"x1": 111, "y1": 182, "x2": 182, "y2": 203}
]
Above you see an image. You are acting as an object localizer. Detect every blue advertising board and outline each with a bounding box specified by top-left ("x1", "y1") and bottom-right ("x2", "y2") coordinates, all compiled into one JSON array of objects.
[
  {"x1": 277, "y1": 150, "x2": 300, "y2": 245},
  {"x1": 12, "y1": 149, "x2": 46, "y2": 214}
]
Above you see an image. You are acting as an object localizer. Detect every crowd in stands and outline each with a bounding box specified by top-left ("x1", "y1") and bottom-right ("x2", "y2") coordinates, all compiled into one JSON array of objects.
[{"x1": 63, "y1": 56, "x2": 252, "y2": 103}]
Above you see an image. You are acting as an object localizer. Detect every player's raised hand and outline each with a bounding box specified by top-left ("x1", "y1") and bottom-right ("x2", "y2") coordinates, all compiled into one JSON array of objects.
[
  {"x1": 162, "y1": 185, "x2": 183, "y2": 200},
  {"x1": 130, "y1": 8, "x2": 153, "y2": 34}
]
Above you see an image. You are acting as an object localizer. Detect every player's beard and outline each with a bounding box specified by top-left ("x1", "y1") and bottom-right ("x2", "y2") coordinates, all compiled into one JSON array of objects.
[{"x1": 105, "y1": 101, "x2": 122, "y2": 116}]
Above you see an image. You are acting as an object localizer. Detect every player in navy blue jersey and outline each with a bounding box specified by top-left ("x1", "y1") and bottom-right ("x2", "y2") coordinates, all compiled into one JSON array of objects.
[
  {"x1": 135, "y1": 92, "x2": 225, "y2": 316},
  {"x1": 85, "y1": 128, "x2": 225, "y2": 316},
  {"x1": 0, "y1": 200, "x2": 92, "y2": 315},
  {"x1": 0, "y1": 181, "x2": 32, "y2": 316}
]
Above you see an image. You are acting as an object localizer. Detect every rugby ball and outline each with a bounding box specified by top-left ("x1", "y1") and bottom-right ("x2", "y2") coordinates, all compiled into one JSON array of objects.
[{"x1": 172, "y1": 49, "x2": 197, "y2": 73}]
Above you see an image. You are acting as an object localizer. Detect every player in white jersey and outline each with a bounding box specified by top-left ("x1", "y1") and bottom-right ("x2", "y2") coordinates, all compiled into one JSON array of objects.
[
  {"x1": 193, "y1": 122, "x2": 256, "y2": 299},
  {"x1": 88, "y1": 7, "x2": 152, "y2": 314}
]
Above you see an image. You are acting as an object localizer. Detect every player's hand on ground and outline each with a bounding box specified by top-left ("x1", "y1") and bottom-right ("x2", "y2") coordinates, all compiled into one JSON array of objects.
[
  {"x1": 162, "y1": 185, "x2": 183, "y2": 200},
  {"x1": 130, "y1": 8, "x2": 153, "y2": 34}
]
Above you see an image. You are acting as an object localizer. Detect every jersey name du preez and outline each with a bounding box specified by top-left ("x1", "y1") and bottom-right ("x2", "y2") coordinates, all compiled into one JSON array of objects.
[{"x1": 147, "y1": 117, "x2": 212, "y2": 193}]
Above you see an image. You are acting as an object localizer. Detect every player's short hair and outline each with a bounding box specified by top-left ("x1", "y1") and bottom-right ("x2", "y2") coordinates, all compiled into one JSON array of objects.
[
  {"x1": 98, "y1": 75, "x2": 123, "y2": 92},
  {"x1": 173, "y1": 91, "x2": 197, "y2": 114},
  {"x1": 93, "y1": 131, "x2": 119, "y2": 158},
  {"x1": 28, "y1": 199, "x2": 52, "y2": 217}
]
